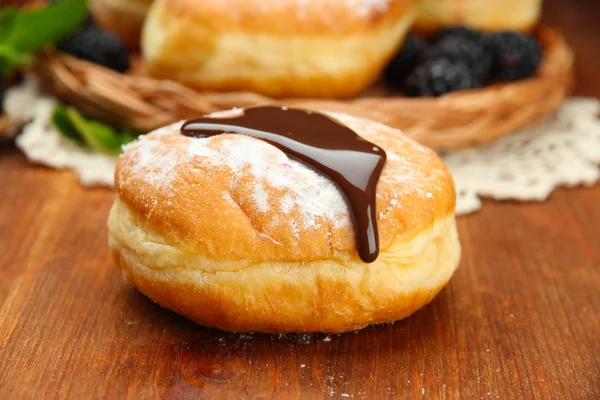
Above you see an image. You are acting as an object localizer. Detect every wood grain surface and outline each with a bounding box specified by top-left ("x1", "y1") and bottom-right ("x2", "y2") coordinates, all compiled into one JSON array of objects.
[{"x1": 1, "y1": 0, "x2": 600, "y2": 398}]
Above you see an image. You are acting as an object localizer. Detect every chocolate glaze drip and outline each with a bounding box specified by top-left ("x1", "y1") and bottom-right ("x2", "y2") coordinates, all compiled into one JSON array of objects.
[{"x1": 181, "y1": 106, "x2": 387, "y2": 263}]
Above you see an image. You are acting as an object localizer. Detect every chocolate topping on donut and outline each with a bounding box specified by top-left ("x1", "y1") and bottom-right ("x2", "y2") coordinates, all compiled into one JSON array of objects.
[{"x1": 181, "y1": 106, "x2": 387, "y2": 263}]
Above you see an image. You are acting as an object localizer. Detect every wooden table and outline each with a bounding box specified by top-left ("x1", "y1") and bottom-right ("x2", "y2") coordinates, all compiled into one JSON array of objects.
[{"x1": 1, "y1": 1, "x2": 600, "y2": 398}]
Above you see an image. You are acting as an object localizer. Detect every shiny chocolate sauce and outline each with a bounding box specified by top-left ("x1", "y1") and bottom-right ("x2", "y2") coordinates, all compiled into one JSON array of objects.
[{"x1": 181, "y1": 106, "x2": 387, "y2": 263}]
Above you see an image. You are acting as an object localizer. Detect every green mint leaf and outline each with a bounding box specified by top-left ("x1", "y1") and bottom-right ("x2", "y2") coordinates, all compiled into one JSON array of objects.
[
  {"x1": 0, "y1": 45, "x2": 30, "y2": 76},
  {"x1": 0, "y1": 8, "x2": 18, "y2": 43},
  {"x1": 118, "y1": 130, "x2": 138, "y2": 147},
  {"x1": 3, "y1": 0, "x2": 88, "y2": 53},
  {"x1": 52, "y1": 104, "x2": 83, "y2": 144},
  {"x1": 52, "y1": 104, "x2": 140, "y2": 155},
  {"x1": 65, "y1": 107, "x2": 122, "y2": 155}
]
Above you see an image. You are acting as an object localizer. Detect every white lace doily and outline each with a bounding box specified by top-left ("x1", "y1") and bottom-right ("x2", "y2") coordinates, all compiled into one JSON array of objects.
[
  {"x1": 445, "y1": 98, "x2": 600, "y2": 214},
  {"x1": 11, "y1": 80, "x2": 117, "y2": 187},
  {"x1": 8, "y1": 80, "x2": 600, "y2": 215}
]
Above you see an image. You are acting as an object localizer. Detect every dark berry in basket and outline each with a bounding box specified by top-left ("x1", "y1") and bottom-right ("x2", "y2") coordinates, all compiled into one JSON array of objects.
[
  {"x1": 429, "y1": 36, "x2": 493, "y2": 81},
  {"x1": 384, "y1": 35, "x2": 429, "y2": 89},
  {"x1": 488, "y1": 31, "x2": 542, "y2": 81},
  {"x1": 404, "y1": 57, "x2": 483, "y2": 97},
  {"x1": 57, "y1": 23, "x2": 130, "y2": 73},
  {"x1": 436, "y1": 26, "x2": 489, "y2": 48}
]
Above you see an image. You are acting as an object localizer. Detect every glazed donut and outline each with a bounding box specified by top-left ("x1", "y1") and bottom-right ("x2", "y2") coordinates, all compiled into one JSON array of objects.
[
  {"x1": 89, "y1": 0, "x2": 154, "y2": 48},
  {"x1": 141, "y1": 0, "x2": 416, "y2": 98},
  {"x1": 107, "y1": 106, "x2": 461, "y2": 333},
  {"x1": 414, "y1": 0, "x2": 543, "y2": 34}
]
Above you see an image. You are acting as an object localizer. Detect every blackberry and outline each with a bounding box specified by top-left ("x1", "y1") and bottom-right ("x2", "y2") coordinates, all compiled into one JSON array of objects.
[
  {"x1": 488, "y1": 31, "x2": 542, "y2": 81},
  {"x1": 384, "y1": 35, "x2": 429, "y2": 89},
  {"x1": 57, "y1": 23, "x2": 130, "y2": 73},
  {"x1": 404, "y1": 57, "x2": 483, "y2": 97},
  {"x1": 436, "y1": 26, "x2": 489, "y2": 48},
  {"x1": 429, "y1": 36, "x2": 493, "y2": 81}
]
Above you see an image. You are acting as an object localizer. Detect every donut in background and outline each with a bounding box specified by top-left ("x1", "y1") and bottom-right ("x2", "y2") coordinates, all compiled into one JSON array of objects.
[
  {"x1": 141, "y1": 0, "x2": 417, "y2": 98},
  {"x1": 89, "y1": 0, "x2": 154, "y2": 48},
  {"x1": 413, "y1": 0, "x2": 543, "y2": 34}
]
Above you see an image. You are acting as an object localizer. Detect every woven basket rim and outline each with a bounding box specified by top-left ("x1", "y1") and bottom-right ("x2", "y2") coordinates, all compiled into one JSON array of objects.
[{"x1": 33, "y1": 25, "x2": 574, "y2": 151}]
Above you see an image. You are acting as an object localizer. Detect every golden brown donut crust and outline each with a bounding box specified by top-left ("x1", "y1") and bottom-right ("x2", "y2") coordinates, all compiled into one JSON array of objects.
[
  {"x1": 109, "y1": 202, "x2": 459, "y2": 333},
  {"x1": 113, "y1": 111, "x2": 456, "y2": 262}
]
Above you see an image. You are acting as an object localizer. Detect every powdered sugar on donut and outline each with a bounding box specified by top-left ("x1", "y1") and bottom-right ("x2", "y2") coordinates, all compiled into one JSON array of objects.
[
  {"x1": 119, "y1": 109, "x2": 442, "y2": 234},
  {"x1": 199, "y1": 132, "x2": 352, "y2": 230},
  {"x1": 121, "y1": 121, "x2": 185, "y2": 194},
  {"x1": 296, "y1": 0, "x2": 389, "y2": 17},
  {"x1": 345, "y1": 0, "x2": 390, "y2": 16},
  {"x1": 196, "y1": 0, "x2": 391, "y2": 21},
  {"x1": 251, "y1": 0, "x2": 391, "y2": 19}
]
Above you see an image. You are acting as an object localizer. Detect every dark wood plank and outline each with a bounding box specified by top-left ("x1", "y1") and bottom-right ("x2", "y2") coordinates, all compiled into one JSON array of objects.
[
  {"x1": 1, "y1": 0, "x2": 600, "y2": 398},
  {"x1": 1, "y1": 147, "x2": 599, "y2": 399}
]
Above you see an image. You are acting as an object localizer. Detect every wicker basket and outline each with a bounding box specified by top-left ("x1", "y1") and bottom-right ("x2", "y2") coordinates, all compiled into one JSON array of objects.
[{"x1": 33, "y1": 26, "x2": 573, "y2": 151}]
